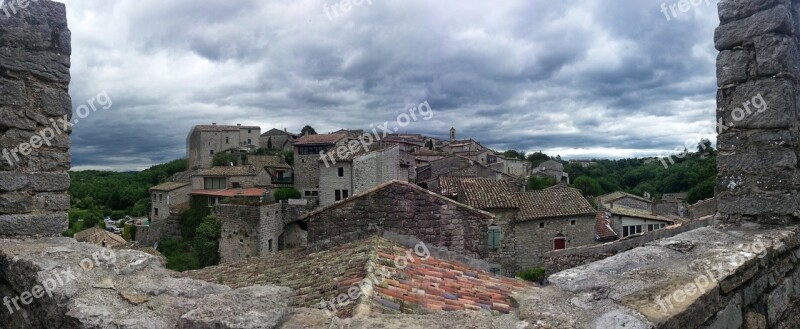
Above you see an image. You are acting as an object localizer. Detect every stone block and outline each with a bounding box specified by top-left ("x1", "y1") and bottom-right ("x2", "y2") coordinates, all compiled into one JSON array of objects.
[
  {"x1": 716, "y1": 78, "x2": 796, "y2": 129},
  {"x1": 0, "y1": 212, "x2": 67, "y2": 236},
  {"x1": 0, "y1": 78, "x2": 26, "y2": 106},
  {"x1": 718, "y1": 0, "x2": 791, "y2": 24},
  {"x1": 0, "y1": 192, "x2": 32, "y2": 214},
  {"x1": 37, "y1": 86, "x2": 72, "y2": 117},
  {"x1": 744, "y1": 275, "x2": 769, "y2": 306},
  {"x1": 715, "y1": 5, "x2": 794, "y2": 50},
  {"x1": 754, "y1": 34, "x2": 800, "y2": 77},
  {"x1": 717, "y1": 49, "x2": 750, "y2": 86},
  {"x1": 0, "y1": 171, "x2": 29, "y2": 192},
  {"x1": 706, "y1": 294, "x2": 743, "y2": 329},
  {"x1": 0, "y1": 109, "x2": 36, "y2": 131},
  {"x1": 716, "y1": 148, "x2": 796, "y2": 175},
  {"x1": 28, "y1": 172, "x2": 70, "y2": 191},
  {"x1": 767, "y1": 278, "x2": 792, "y2": 325},
  {"x1": 33, "y1": 193, "x2": 70, "y2": 212},
  {"x1": 717, "y1": 189, "x2": 797, "y2": 216},
  {"x1": 717, "y1": 129, "x2": 797, "y2": 153},
  {"x1": 744, "y1": 311, "x2": 767, "y2": 329}
]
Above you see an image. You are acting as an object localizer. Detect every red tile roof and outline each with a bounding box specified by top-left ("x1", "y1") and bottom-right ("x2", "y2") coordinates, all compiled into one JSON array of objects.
[
  {"x1": 437, "y1": 177, "x2": 518, "y2": 209},
  {"x1": 595, "y1": 210, "x2": 618, "y2": 241},
  {"x1": 294, "y1": 133, "x2": 347, "y2": 146},
  {"x1": 179, "y1": 236, "x2": 532, "y2": 317}
]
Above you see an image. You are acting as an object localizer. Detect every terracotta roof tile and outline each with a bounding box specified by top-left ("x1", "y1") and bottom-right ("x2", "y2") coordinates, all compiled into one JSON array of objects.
[
  {"x1": 150, "y1": 182, "x2": 189, "y2": 191},
  {"x1": 595, "y1": 210, "x2": 618, "y2": 240},
  {"x1": 194, "y1": 166, "x2": 258, "y2": 177}
]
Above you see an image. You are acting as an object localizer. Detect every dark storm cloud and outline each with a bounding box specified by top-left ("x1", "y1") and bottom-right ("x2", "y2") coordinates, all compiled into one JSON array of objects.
[{"x1": 63, "y1": 0, "x2": 720, "y2": 170}]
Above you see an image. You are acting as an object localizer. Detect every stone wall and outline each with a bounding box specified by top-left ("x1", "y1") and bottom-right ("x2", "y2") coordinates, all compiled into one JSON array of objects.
[
  {"x1": 0, "y1": 0, "x2": 71, "y2": 237},
  {"x1": 689, "y1": 197, "x2": 717, "y2": 219},
  {"x1": 217, "y1": 204, "x2": 261, "y2": 263},
  {"x1": 135, "y1": 213, "x2": 182, "y2": 247},
  {"x1": 305, "y1": 181, "x2": 495, "y2": 260},
  {"x1": 513, "y1": 215, "x2": 596, "y2": 273},
  {"x1": 715, "y1": 0, "x2": 800, "y2": 224},
  {"x1": 318, "y1": 161, "x2": 351, "y2": 207},
  {"x1": 353, "y1": 145, "x2": 402, "y2": 194},
  {"x1": 542, "y1": 215, "x2": 715, "y2": 276}
]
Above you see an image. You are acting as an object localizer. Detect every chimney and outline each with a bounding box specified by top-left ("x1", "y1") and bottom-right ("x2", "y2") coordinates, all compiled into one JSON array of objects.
[
  {"x1": 284, "y1": 128, "x2": 287, "y2": 132},
  {"x1": 212, "y1": 123, "x2": 217, "y2": 125},
  {"x1": 651, "y1": 202, "x2": 657, "y2": 216},
  {"x1": 237, "y1": 123, "x2": 242, "y2": 127}
]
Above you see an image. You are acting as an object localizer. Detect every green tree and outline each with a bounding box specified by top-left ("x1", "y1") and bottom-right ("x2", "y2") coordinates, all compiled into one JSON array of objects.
[
  {"x1": 425, "y1": 139, "x2": 434, "y2": 150},
  {"x1": 266, "y1": 137, "x2": 273, "y2": 150},
  {"x1": 527, "y1": 152, "x2": 550, "y2": 168},
  {"x1": 502, "y1": 150, "x2": 526, "y2": 160},
  {"x1": 212, "y1": 152, "x2": 236, "y2": 167},
  {"x1": 572, "y1": 176, "x2": 603, "y2": 197},
  {"x1": 194, "y1": 215, "x2": 221, "y2": 267},
  {"x1": 301, "y1": 125, "x2": 317, "y2": 135},
  {"x1": 282, "y1": 150, "x2": 294, "y2": 166},
  {"x1": 273, "y1": 188, "x2": 301, "y2": 202},
  {"x1": 528, "y1": 175, "x2": 557, "y2": 190}
]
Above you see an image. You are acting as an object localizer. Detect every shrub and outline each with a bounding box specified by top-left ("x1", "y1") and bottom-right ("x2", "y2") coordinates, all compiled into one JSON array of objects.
[
  {"x1": 517, "y1": 268, "x2": 546, "y2": 283},
  {"x1": 273, "y1": 188, "x2": 301, "y2": 202}
]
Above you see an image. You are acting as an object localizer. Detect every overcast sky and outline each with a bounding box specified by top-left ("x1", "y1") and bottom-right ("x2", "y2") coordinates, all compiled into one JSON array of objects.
[{"x1": 63, "y1": 0, "x2": 721, "y2": 171}]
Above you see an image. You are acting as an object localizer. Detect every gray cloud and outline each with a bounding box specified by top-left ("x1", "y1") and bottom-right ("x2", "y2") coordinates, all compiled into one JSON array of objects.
[{"x1": 62, "y1": 0, "x2": 720, "y2": 171}]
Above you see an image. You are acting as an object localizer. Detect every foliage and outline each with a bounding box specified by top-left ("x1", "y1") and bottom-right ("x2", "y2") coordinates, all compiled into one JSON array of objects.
[
  {"x1": 526, "y1": 152, "x2": 551, "y2": 168},
  {"x1": 517, "y1": 268, "x2": 546, "y2": 282},
  {"x1": 68, "y1": 159, "x2": 187, "y2": 217},
  {"x1": 528, "y1": 175, "x2": 557, "y2": 190},
  {"x1": 501, "y1": 150, "x2": 526, "y2": 160},
  {"x1": 572, "y1": 176, "x2": 603, "y2": 197},
  {"x1": 123, "y1": 223, "x2": 137, "y2": 241},
  {"x1": 64, "y1": 208, "x2": 104, "y2": 237},
  {"x1": 425, "y1": 139, "x2": 433, "y2": 150},
  {"x1": 180, "y1": 196, "x2": 212, "y2": 240},
  {"x1": 212, "y1": 152, "x2": 236, "y2": 167},
  {"x1": 301, "y1": 125, "x2": 317, "y2": 135},
  {"x1": 158, "y1": 215, "x2": 221, "y2": 272},
  {"x1": 266, "y1": 137, "x2": 273, "y2": 150},
  {"x1": 273, "y1": 188, "x2": 301, "y2": 202},
  {"x1": 282, "y1": 150, "x2": 294, "y2": 166}
]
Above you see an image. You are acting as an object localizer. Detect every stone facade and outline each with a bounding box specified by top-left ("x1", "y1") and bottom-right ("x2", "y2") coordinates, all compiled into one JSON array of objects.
[
  {"x1": 259, "y1": 128, "x2": 298, "y2": 151},
  {"x1": 0, "y1": 0, "x2": 71, "y2": 237},
  {"x1": 216, "y1": 203, "x2": 307, "y2": 263},
  {"x1": 319, "y1": 161, "x2": 353, "y2": 206},
  {"x1": 293, "y1": 134, "x2": 347, "y2": 205},
  {"x1": 149, "y1": 182, "x2": 191, "y2": 222},
  {"x1": 715, "y1": 0, "x2": 800, "y2": 224},
  {"x1": 689, "y1": 197, "x2": 717, "y2": 219},
  {"x1": 510, "y1": 215, "x2": 595, "y2": 273},
  {"x1": 353, "y1": 146, "x2": 412, "y2": 193},
  {"x1": 305, "y1": 181, "x2": 496, "y2": 260},
  {"x1": 186, "y1": 124, "x2": 261, "y2": 170}
]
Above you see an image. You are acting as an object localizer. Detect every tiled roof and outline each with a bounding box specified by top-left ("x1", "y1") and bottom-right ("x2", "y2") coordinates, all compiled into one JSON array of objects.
[
  {"x1": 150, "y1": 182, "x2": 189, "y2": 192},
  {"x1": 194, "y1": 125, "x2": 259, "y2": 132},
  {"x1": 607, "y1": 207, "x2": 677, "y2": 223},
  {"x1": 596, "y1": 191, "x2": 652, "y2": 208},
  {"x1": 261, "y1": 128, "x2": 298, "y2": 137},
  {"x1": 437, "y1": 177, "x2": 518, "y2": 209},
  {"x1": 294, "y1": 133, "x2": 347, "y2": 146},
  {"x1": 595, "y1": 211, "x2": 618, "y2": 241},
  {"x1": 178, "y1": 236, "x2": 531, "y2": 318},
  {"x1": 516, "y1": 186, "x2": 595, "y2": 221},
  {"x1": 414, "y1": 148, "x2": 442, "y2": 156},
  {"x1": 535, "y1": 160, "x2": 564, "y2": 172},
  {"x1": 194, "y1": 166, "x2": 257, "y2": 177},
  {"x1": 74, "y1": 227, "x2": 127, "y2": 247},
  {"x1": 249, "y1": 155, "x2": 291, "y2": 170},
  {"x1": 190, "y1": 188, "x2": 267, "y2": 198}
]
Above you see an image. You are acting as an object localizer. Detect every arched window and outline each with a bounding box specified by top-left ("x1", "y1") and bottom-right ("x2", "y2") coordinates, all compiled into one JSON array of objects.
[{"x1": 553, "y1": 234, "x2": 566, "y2": 250}]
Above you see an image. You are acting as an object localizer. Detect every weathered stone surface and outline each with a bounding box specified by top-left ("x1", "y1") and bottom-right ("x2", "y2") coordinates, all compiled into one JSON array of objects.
[
  {"x1": 717, "y1": 49, "x2": 750, "y2": 86},
  {"x1": 716, "y1": 148, "x2": 797, "y2": 174},
  {"x1": 179, "y1": 286, "x2": 294, "y2": 329},
  {"x1": 715, "y1": 5, "x2": 795, "y2": 50},
  {"x1": 716, "y1": 78, "x2": 796, "y2": 129},
  {"x1": 37, "y1": 86, "x2": 72, "y2": 117},
  {"x1": 767, "y1": 278, "x2": 793, "y2": 325},
  {"x1": 0, "y1": 172, "x2": 73, "y2": 193},
  {"x1": 754, "y1": 34, "x2": 800, "y2": 77},
  {"x1": 0, "y1": 78, "x2": 26, "y2": 106},
  {"x1": 717, "y1": 189, "x2": 798, "y2": 217},
  {"x1": 0, "y1": 192, "x2": 33, "y2": 214},
  {"x1": 744, "y1": 311, "x2": 767, "y2": 329},
  {"x1": 718, "y1": 0, "x2": 791, "y2": 24},
  {"x1": 0, "y1": 238, "x2": 296, "y2": 328},
  {"x1": 33, "y1": 193, "x2": 70, "y2": 212},
  {"x1": 706, "y1": 295, "x2": 742, "y2": 329}
]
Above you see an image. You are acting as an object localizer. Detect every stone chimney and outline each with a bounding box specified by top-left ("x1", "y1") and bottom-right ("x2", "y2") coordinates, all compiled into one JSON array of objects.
[
  {"x1": 0, "y1": 0, "x2": 72, "y2": 237},
  {"x1": 212, "y1": 122, "x2": 217, "y2": 125},
  {"x1": 715, "y1": 0, "x2": 800, "y2": 224}
]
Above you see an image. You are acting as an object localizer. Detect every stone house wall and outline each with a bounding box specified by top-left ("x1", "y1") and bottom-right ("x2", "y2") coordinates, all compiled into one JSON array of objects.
[
  {"x1": 0, "y1": 0, "x2": 72, "y2": 237},
  {"x1": 306, "y1": 181, "x2": 495, "y2": 260},
  {"x1": 353, "y1": 146, "x2": 402, "y2": 194},
  {"x1": 187, "y1": 129, "x2": 241, "y2": 170},
  {"x1": 609, "y1": 197, "x2": 651, "y2": 210},
  {"x1": 319, "y1": 161, "x2": 352, "y2": 206},
  {"x1": 512, "y1": 215, "x2": 596, "y2": 271},
  {"x1": 191, "y1": 174, "x2": 257, "y2": 190},
  {"x1": 217, "y1": 204, "x2": 261, "y2": 263},
  {"x1": 689, "y1": 197, "x2": 717, "y2": 219},
  {"x1": 150, "y1": 185, "x2": 191, "y2": 222},
  {"x1": 655, "y1": 200, "x2": 684, "y2": 217},
  {"x1": 293, "y1": 140, "x2": 346, "y2": 203}
]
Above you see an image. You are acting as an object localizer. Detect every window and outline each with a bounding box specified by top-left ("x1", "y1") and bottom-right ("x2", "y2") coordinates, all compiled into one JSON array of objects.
[
  {"x1": 154, "y1": 208, "x2": 159, "y2": 217},
  {"x1": 342, "y1": 190, "x2": 349, "y2": 198},
  {"x1": 647, "y1": 223, "x2": 667, "y2": 231},
  {"x1": 539, "y1": 222, "x2": 545, "y2": 228},
  {"x1": 248, "y1": 129, "x2": 252, "y2": 134},
  {"x1": 304, "y1": 190, "x2": 319, "y2": 197},
  {"x1": 209, "y1": 197, "x2": 220, "y2": 207},
  {"x1": 622, "y1": 225, "x2": 643, "y2": 237},
  {"x1": 226, "y1": 137, "x2": 229, "y2": 144},
  {"x1": 487, "y1": 226, "x2": 501, "y2": 249},
  {"x1": 570, "y1": 220, "x2": 576, "y2": 226},
  {"x1": 210, "y1": 150, "x2": 214, "y2": 155},
  {"x1": 268, "y1": 239, "x2": 273, "y2": 252},
  {"x1": 152, "y1": 194, "x2": 157, "y2": 202},
  {"x1": 276, "y1": 171, "x2": 285, "y2": 179},
  {"x1": 335, "y1": 190, "x2": 342, "y2": 201},
  {"x1": 489, "y1": 267, "x2": 502, "y2": 275},
  {"x1": 299, "y1": 145, "x2": 329, "y2": 155},
  {"x1": 338, "y1": 167, "x2": 345, "y2": 177},
  {"x1": 232, "y1": 182, "x2": 242, "y2": 188},
  {"x1": 553, "y1": 236, "x2": 566, "y2": 250},
  {"x1": 247, "y1": 138, "x2": 252, "y2": 144},
  {"x1": 204, "y1": 177, "x2": 227, "y2": 190},
  {"x1": 159, "y1": 194, "x2": 163, "y2": 202}
]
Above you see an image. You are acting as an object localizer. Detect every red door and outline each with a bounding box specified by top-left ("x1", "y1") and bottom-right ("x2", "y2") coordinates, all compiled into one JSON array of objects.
[{"x1": 553, "y1": 237, "x2": 566, "y2": 250}]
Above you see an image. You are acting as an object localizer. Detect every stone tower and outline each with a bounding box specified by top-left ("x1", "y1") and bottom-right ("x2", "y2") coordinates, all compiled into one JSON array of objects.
[
  {"x1": 715, "y1": 0, "x2": 800, "y2": 224},
  {"x1": 449, "y1": 127, "x2": 456, "y2": 142}
]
